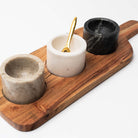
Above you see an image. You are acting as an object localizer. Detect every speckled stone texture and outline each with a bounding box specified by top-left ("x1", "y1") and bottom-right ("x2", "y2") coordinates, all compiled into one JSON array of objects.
[
  {"x1": 83, "y1": 18, "x2": 120, "y2": 55},
  {"x1": 0, "y1": 54, "x2": 46, "y2": 104}
]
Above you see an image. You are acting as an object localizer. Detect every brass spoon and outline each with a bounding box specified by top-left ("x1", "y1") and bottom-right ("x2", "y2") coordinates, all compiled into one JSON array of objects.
[{"x1": 62, "y1": 17, "x2": 77, "y2": 52}]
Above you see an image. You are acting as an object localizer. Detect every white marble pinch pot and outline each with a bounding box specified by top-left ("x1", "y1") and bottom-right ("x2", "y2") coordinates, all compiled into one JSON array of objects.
[
  {"x1": 0, "y1": 54, "x2": 46, "y2": 104},
  {"x1": 47, "y1": 34, "x2": 87, "y2": 77}
]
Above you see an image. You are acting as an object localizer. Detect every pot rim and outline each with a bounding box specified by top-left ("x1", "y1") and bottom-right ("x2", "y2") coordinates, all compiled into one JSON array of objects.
[
  {"x1": 47, "y1": 34, "x2": 87, "y2": 57},
  {"x1": 84, "y1": 17, "x2": 120, "y2": 37},
  {"x1": 0, "y1": 54, "x2": 44, "y2": 83}
]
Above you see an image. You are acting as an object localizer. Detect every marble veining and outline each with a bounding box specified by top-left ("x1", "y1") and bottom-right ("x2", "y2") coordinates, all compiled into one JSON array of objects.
[
  {"x1": 0, "y1": 54, "x2": 46, "y2": 104},
  {"x1": 83, "y1": 18, "x2": 120, "y2": 55}
]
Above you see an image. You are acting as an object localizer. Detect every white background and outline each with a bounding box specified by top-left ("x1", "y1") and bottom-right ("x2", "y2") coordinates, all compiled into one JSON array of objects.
[{"x1": 0, "y1": 0, "x2": 138, "y2": 137}]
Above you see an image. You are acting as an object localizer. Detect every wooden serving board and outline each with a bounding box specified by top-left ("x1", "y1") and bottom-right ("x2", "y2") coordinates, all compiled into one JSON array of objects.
[{"x1": 0, "y1": 20, "x2": 138, "y2": 131}]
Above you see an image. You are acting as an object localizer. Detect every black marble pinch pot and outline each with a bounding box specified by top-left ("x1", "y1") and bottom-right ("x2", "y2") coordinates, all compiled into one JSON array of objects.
[{"x1": 83, "y1": 18, "x2": 120, "y2": 55}]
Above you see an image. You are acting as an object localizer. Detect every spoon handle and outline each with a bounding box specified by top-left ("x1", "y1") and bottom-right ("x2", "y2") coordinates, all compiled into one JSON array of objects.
[{"x1": 66, "y1": 17, "x2": 77, "y2": 47}]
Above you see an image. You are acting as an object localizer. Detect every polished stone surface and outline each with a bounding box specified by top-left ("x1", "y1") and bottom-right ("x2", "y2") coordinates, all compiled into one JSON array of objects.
[
  {"x1": 0, "y1": 54, "x2": 46, "y2": 104},
  {"x1": 83, "y1": 18, "x2": 120, "y2": 55},
  {"x1": 47, "y1": 34, "x2": 86, "y2": 77}
]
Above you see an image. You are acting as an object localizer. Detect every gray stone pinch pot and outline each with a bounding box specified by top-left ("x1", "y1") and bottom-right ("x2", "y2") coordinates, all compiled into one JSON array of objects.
[
  {"x1": 0, "y1": 54, "x2": 46, "y2": 104},
  {"x1": 83, "y1": 18, "x2": 120, "y2": 55}
]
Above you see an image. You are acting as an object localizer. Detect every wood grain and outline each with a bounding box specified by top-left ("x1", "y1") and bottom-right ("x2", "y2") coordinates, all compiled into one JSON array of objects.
[{"x1": 0, "y1": 20, "x2": 137, "y2": 131}]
